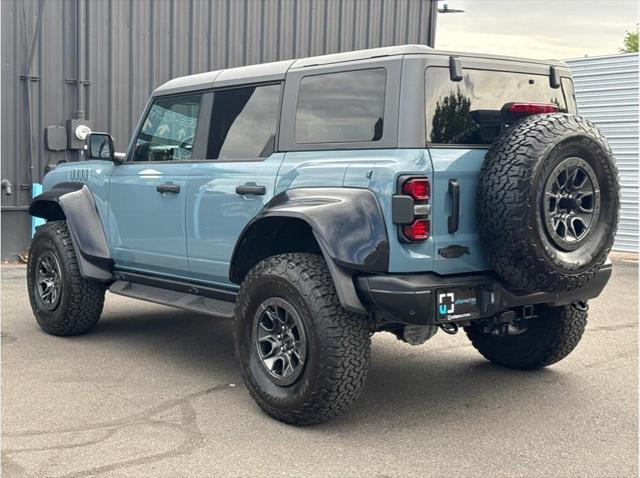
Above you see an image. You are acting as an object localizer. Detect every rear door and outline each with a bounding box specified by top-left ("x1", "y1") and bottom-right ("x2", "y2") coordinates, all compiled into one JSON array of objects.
[
  {"x1": 424, "y1": 59, "x2": 575, "y2": 274},
  {"x1": 108, "y1": 92, "x2": 206, "y2": 277},
  {"x1": 186, "y1": 83, "x2": 284, "y2": 285}
]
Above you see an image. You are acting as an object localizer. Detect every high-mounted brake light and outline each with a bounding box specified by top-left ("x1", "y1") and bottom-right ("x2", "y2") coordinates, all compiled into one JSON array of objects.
[
  {"x1": 403, "y1": 219, "x2": 430, "y2": 242},
  {"x1": 507, "y1": 102, "x2": 559, "y2": 114},
  {"x1": 402, "y1": 178, "x2": 430, "y2": 201}
]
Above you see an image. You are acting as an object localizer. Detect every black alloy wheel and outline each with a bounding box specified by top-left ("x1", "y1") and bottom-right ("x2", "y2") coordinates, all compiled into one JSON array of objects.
[
  {"x1": 35, "y1": 251, "x2": 63, "y2": 310},
  {"x1": 543, "y1": 157, "x2": 600, "y2": 251},
  {"x1": 254, "y1": 297, "x2": 308, "y2": 387}
]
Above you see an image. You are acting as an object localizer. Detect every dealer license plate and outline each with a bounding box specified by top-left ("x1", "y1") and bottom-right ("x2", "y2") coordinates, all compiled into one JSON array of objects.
[{"x1": 435, "y1": 287, "x2": 480, "y2": 322}]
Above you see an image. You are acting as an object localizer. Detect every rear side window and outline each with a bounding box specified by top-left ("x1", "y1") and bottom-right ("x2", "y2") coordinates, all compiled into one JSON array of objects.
[
  {"x1": 207, "y1": 83, "x2": 281, "y2": 160},
  {"x1": 295, "y1": 68, "x2": 386, "y2": 144},
  {"x1": 425, "y1": 68, "x2": 569, "y2": 145},
  {"x1": 133, "y1": 93, "x2": 202, "y2": 162}
]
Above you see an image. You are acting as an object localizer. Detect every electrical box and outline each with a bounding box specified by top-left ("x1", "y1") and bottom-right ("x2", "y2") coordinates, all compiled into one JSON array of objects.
[
  {"x1": 66, "y1": 119, "x2": 93, "y2": 150},
  {"x1": 45, "y1": 126, "x2": 67, "y2": 151}
]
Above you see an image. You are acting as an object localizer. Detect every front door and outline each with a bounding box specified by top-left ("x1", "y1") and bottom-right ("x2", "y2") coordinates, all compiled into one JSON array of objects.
[
  {"x1": 108, "y1": 92, "x2": 205, "y2": 277},
  {"x1": 186, "y1": 83, "x2": 284, "y2": 285}
]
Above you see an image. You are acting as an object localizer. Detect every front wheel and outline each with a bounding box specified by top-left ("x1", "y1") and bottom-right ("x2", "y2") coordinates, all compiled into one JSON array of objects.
[
  {"x1": 234, "y1": 253, "x2": 371, "y2": 425},
  {"x1": 464, "y1": 303, "x2": 588, "y2": 370},
  {"x1": 27, "y1": 221, "x2": 106, "y2": 336}
]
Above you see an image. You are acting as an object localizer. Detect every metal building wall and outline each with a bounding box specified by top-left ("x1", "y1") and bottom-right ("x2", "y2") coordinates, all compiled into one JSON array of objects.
[
  {"x1": 1, "y1": 0, "x2": 437, "y2": 259},
  {"x1": 567, "y1": 53, "x2": 639, "y2": 253}
]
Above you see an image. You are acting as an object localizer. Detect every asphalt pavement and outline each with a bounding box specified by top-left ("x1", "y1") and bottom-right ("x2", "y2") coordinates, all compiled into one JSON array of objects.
[{"x1": 2, "y1": 255, "x2": 637, "y2": 477}]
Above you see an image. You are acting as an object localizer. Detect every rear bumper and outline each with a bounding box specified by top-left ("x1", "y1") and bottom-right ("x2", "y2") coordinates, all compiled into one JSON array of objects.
[{"x1": 355, "y1": 261, "x2": 612, "y2": 325}]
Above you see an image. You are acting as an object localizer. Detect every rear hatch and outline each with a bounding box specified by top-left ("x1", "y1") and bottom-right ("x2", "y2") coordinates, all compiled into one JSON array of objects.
[{"x1": 402, "y1": 63, "x2": 576, "y2": 275}]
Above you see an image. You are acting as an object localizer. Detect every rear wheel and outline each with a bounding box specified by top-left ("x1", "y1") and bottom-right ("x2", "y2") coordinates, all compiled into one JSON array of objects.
[
  {"x1": 27, "y1": 221, "x2": 105, "y2": 336},
  {"x1": 464, "y1": 303, "x2": 588, "y2": 370},
  {"x1": 234, "y1": 253, "x2": 371, "y2": 425}
]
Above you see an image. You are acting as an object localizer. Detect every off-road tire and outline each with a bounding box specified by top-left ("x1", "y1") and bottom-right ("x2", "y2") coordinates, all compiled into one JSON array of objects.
[
  {"x1": 478, "y1": 113, "x2": 619, "y2": 293},
  {"x1": 27, "y1": 220, "x2": 105, "y2": 336},
  {"x1": 465, "y1": 304, "x2": 588, "y2": 370},
  {"x1": 234, "y1": 253, "x2": 371, "y2": 425}
]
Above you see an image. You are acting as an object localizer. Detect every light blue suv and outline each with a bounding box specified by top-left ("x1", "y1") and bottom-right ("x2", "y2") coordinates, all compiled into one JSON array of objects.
[{"x1": 28, "y1": 45, "x2": 619, "y2": 425}]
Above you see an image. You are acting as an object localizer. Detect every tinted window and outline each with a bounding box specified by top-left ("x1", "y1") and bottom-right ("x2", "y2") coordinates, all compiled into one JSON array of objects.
[
  {"x1": 426, "y1": 68, "x2": 569, "y2": 145},
  {"x1": 208, "y1": 84, "x2": 280, "y2": 159},
  {"x1": 133, "y1": 94, "x2": 202, "y2": 161},
  {"x1": 295, "y1": 69, "x2": 386, "y2": 144}
]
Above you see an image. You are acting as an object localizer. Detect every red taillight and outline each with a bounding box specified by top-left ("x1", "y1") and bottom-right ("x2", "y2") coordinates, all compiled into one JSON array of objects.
[
  {"x1": 403, "y1": 219, "x2": 430, "y2": 241},
  {"x1": 396, "y1": 176, "x2": 430, "y2": 242},
  {"x1": 402, "y1": 178, "x2": 430, "y2": 200},
  {"x1": 507, "y1": 102, "x2": 559, "y2": 114}
]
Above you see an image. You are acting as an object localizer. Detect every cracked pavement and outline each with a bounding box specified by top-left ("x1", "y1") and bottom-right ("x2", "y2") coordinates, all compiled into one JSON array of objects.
[{"x1": 2, "y1": 256, "x2": 637, "y2": 477}]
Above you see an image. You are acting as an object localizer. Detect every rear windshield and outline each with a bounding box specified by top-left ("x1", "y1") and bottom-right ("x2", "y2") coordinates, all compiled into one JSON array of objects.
[{"x1": 425, "y1": 67, "x2": 572, "y2": 146}]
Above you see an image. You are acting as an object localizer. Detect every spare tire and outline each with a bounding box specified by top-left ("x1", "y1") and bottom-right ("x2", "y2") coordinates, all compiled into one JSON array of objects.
[{"x1": 478, "y1": 113, "x2": 619, "y2": 293}]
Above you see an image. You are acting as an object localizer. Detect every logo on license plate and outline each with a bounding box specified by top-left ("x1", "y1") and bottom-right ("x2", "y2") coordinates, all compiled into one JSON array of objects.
[{"x1": 438, "y1": 293, "x2": 455, "y2": 315}]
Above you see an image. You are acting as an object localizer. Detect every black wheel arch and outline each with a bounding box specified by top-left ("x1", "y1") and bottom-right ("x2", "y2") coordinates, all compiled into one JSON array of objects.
[
  {"x1": 29, "y1": 182, "x2": 113, "y2": 282},
  {"x1": 229, "y1": 188, "x2": 390, "y2": 314}
]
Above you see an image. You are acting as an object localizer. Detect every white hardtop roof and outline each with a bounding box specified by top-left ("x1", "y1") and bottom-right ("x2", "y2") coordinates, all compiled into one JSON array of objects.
[
  {"x1": 154, "y1": 44, "x2": 567, "y2": 96},
  {"x1": 154, "y1": 45, "x2": 430, "y2": 95}
]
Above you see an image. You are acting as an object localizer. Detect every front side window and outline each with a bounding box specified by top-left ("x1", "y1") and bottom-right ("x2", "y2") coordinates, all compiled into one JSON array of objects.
[
  {"x1": 133, "y1": 93, "x2": 202, "y2": 161},
  {"x1": 295, "y1": 68, "x2": 386, "y2": 144},
  {"x1": 426, "y1": 68, "x2": 570, "y2": 145},
  {"x1": 207, "y1": 84, "x2": 281, "y2": 160}
]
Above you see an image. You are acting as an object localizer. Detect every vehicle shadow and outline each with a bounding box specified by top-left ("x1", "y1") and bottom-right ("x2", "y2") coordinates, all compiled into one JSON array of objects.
[
  {"x1": 348, "y1": 343, "x2": 563, "y2": 430},
  {"x1": 84, "y1": 305, "x2": 240, "y2": 383},
  {"x1": 83, "y1": 304, "x2": 567, "y2": 431}
]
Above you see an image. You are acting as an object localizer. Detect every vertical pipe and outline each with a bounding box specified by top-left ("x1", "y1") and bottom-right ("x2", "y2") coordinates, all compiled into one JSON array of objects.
[
  {"x1": 21, "y1": 3, "x2": 34, "y2": 190},
  {"x1": 22, "y1": 0, "x2": 46, "y2": 189},
  {"x1": 74, "y1": 0, "x2": 85, "y2": 162},
  {"x1": 427, "y1": 0, "x2": 438, "y2": 47},
  {"x1": 84, "y1": 0, "x2": 90, "y2": 119},
  {"x1": 75, "y1": 0, "x2": 84, "y2": 120}
]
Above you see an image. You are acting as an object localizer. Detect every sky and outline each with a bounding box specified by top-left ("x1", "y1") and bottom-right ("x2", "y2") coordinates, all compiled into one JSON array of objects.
[{"x1": 436, "y1": 0, "x2": 639, "y2": 60}]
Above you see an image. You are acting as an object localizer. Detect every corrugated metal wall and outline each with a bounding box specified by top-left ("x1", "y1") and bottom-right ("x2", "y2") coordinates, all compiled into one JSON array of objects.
[
  {"x1": 0, "y1": 0, "x2": 437, "y2": 258},
  {"x1": 567, "y1": 53, "x2": 639, "y2": 253}
]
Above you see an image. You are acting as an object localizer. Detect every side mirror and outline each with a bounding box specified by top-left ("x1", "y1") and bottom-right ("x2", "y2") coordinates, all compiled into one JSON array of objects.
[{"x1": 86, "y1": 133, "x2": 121, "y2": 163}]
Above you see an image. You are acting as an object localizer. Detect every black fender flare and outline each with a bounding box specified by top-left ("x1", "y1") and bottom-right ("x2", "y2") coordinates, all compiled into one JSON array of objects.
[
  {"x1": 230, "y1": 188, "x2": 389, "y2": 314},
  {"x1": 29, "y1": 182, "x2": 113, "y2": 281}
]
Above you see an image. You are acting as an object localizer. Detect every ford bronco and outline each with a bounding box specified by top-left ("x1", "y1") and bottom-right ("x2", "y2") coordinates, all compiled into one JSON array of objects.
[{"x1": 28, "y1": 45, "x2": 619, "y2": 425}]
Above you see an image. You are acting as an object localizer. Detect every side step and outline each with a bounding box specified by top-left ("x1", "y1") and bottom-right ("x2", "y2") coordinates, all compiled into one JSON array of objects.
[{"x1": 109, "y1": 280, "x2": 235, "y2": 319}]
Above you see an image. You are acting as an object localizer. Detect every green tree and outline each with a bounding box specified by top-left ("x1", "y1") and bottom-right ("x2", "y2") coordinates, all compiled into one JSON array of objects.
[
  {"x1": 429, "y1": 88, "x2": 473, "y2": 143},
  {"x1": 619, "y1": 30, "x2": 638, "y2": 53}
]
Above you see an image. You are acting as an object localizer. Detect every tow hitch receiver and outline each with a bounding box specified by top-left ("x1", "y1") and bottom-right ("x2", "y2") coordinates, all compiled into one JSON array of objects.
[{"x1": 478, "y1": 307, "x2": 535, "y2": 336}]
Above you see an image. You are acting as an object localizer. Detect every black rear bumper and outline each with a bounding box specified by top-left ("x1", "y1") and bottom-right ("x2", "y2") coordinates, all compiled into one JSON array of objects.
[{"x1": 354, "y1": 261, "x2": 612, "y2": 325}]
